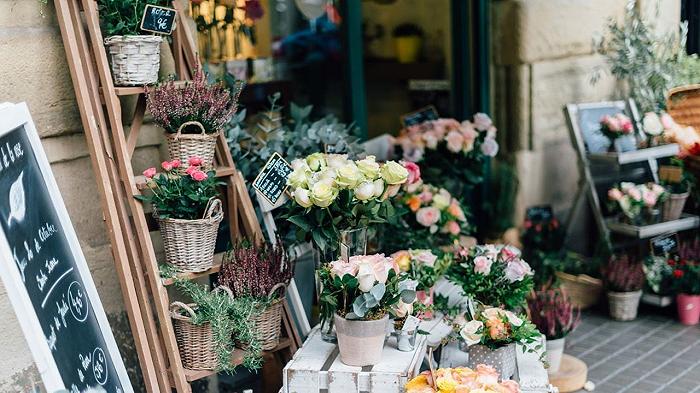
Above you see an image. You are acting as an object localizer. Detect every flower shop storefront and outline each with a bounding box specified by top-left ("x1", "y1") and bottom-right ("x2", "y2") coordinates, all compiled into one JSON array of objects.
[{"x1": 3, "y1": 0, "x2": 700, "y2": 393}]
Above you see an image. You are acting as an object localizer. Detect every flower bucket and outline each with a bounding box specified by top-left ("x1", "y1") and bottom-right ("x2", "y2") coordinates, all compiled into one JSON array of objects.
[
  {"x1": 165, "y1": 121, "x2": 219, "y2": 169},
  {"x1": 157, "y1": 198, "x2": 223, "y2": 272},
  {"x1": 677, "y1": 294, "x2": 700, "y2": 326},
  {"x1": 104, "y1": 35, "x2": 162, "y2": 86},
  {"x1": 171, "y1": 302, "x2": 217, "y2": 370},
  {"x1": 663, "y1": 192, "x2": 689, "y2": 221},
  {"x1": 607, "y1": 290, "x2": 642, "y2": 321},
  {"x1": 237, "y1": 283, "x2": 286, "y2": 350},
  {"x1": 546, "y1": 337, "x2": 566, "y2": 374},
  {"x1": 334, "y1": 314, "x2": 389, "y2": 366},
  {"x1": 416, "y1": 287, "x2": 435, "y2": 319},
  {"x1": 467, "y1": 344, "x2": 516, "y2": 380}
]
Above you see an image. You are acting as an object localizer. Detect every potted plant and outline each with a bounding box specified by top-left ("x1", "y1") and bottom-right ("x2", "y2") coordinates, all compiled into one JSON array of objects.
[
  {"x1": 147, "y1": 67, "x2": 243, "y2": 167},
  {"x1": 98, "y1": 0, "x2": 169, "y2": 86},
  {"x1": 520, "y1": 213, "x2": 565, "y2": 288},
  {"x1": 390, "y1": 249, "x2": 451, "y2": 319},
  {"x1": 670, "y1": 258, "x2": 700, "y2": 325},
  {"x1": 318, "y1": 254, "x2": 417, "y2": 366},
  {"x1": 137, "y1": 157, "x2": 223, "y2": 272},
  {"x1": 169, "y1": 280, "x2": 263, "y2": 372},
  {"x1": 457, "y1": 306, "x2": 541, "y2": 380},
  {"x1": 284, "y1": 153, "x2": 414, "y2": 260},
  {"x1": 527, "y1": 288, "x2": 581, "y2": 373},
  {"x1": 599, "y1": 113, "x2": 634, "y2": 152},
  {"x1": 217, "y1": 239, "x2": 295, "y2": 349},
  {"x1": 607, "y1": 182, "x2": 668, "y2": 225},
  {"x1": 661, "y1": 159, "x2": 692, "y2": 221},
  {"x1": 447, "y1": 244, "x2": 534, "y2": 311},
  {"x1": 405, "y1": 365, "x2": 520, "y2": 392},
  {"x1": 392, "y1": 23, "x2": 423, "y2": 63},
  {"x1": 603, "y1": 254, "x2": 645, "y2": 321}
]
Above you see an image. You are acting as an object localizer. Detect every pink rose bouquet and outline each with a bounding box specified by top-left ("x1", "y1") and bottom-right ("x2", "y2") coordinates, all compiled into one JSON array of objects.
[
  {"x1": 447, "y1": 245, "x2": 534, "y2": 310},
  {"x1": 599, "y1": 113, "x2": 634, "y2": 144},
  {"x1": 607, "y1": 182, "x2": 668, "y2": 222},
  {"x1": 405, "y1": 365, "x2": 521, "y2": 393},
  {"x1": 395, "y1": 113, "x2": 499, "y2": 198},
  {"x1": 136, "y1": 156, "x2": 222, "y2": 220}
]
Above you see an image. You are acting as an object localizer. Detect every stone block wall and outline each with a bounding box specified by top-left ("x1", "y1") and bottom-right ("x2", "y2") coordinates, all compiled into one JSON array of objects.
[{"x1": 492, "y1": 0, "x2": 681, "y2": 223}]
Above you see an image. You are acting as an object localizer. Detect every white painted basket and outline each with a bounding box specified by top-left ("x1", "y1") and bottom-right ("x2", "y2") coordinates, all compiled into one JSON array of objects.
[{"x1": 104, "y1": 35, "x2": 162, "y2": 86}]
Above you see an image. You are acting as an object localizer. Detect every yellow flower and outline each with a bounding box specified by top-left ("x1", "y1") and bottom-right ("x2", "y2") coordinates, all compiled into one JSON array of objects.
[
  {"x1": 380, "y1": 161, "x2": 409, "y2": 185},
  {"x1": 310, "y1": 181, "x2": 337, "y2": 207},
  {"x1": 436, "y1": 377, "x2": 457, "y2": 393},
  {"x1": 357, "y1": 155, "x2": 381, "y2": 179}
]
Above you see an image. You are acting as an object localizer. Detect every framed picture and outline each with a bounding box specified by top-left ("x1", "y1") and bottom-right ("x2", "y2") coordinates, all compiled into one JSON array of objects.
[{"x1": 564, "y1": 100, "x2": 642, "y2": 154}]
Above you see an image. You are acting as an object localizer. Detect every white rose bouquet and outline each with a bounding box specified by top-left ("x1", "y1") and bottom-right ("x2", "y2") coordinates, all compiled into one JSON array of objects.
[{"x1": 284, "y1": 153, "x2": 414, "y2": 257}]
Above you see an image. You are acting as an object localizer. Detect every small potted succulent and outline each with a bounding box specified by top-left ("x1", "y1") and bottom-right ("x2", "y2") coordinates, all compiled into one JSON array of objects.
[
  {"x1": 527, "y1": 288, "x2": 581, "y2": 373},
  {"x1": 599, "y1": 113, "x2": 634, "y2": 152},
  {"x1": 669, "y1": 257, "x2": 700, "y2": 325},
  {"x1": 457, "y1": 306, "x2": 540, "y2": 380},
  {"x1": 147, "y1": 66, "x2": 243, "y2": 167},
  {"x1": 603, "y1": 255, "x2": 645, "y2": 321},
  {"x1": 217, "y1": 239, "x2": 295, "y2": 349},
  {"x1": 137, "y1": 157, "x2": 223, "y2": 272},
  {"x1": 318, "y1": 254, "x2": 417, "y2": 366},
  {"x1": 98, "y1": 0, "x2": 169, "y2": 85},
  {"x1": 392, "y1": 23, "x2": 423, "y2": 63},
  {"x1": 607, "y1": 182, "x2": 668, "y2": 225}
]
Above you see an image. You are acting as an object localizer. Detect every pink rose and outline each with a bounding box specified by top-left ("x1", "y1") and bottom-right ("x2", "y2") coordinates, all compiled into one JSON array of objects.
[
  {"x1": 608, "y1": 188, "x2": 623, "y2": 201},
  {"x1": 627, "y1": 187, "x2": 642, "y2": 201},
  {"x1": 330, "y1": 259, "x2": 358, "y2": 278},
  {"x1": 500, "y1": 380, "x2": 520, "y2": 393},
  {"x1": 416, "y1": 207, "x2": 441, "y2": 227},
  {"x1": 499, "y1": 246, "x2": 519, "y2": 262},
  {"x1": 480, "y1": 137, "x2": 499, "y2": 157},
  {"x1": 401, "y1": 161, "x2": 422, "y2": 185},
  {"x1": 161, "y1": 161, "x2": 173, "y2": 171},
  {"x1": 422, "y1": 131, "x2": 438, "y2": 149},
  {"x1": 475, "y1": 364, "x2": 499, "y2": 385},
  {"x1": 185, "y1": 165, "x2": 197, "y2": 175},
  {"x1": 191, "y1": 170, "x2": 208, "y2": 181},
  {"x1": 171, "y1": 159, "x2": 181, "y2": 168},
  {"x1": 419, "y1": 189, "x2": 434, "y2": 203},
  {"x1": 443, "y1": 220, "x2": 461, "y2": 235},
  {"x1": 473, "y1": 256, "x2": 493, "y2": 275},
  {"x1": 414, "y1": 250, "x2": 438, "y2": 267},
  {"x1": 504, "y1": 259, "x2": 532, "y2": 283},
  {"x1": 143, "y1": 167, "x2": 156, "y2": 178},
  {"x1": 188, "y1": 156, "x2": 203, "y2": 166},
  {"x1": 643, "y1": 190, "x2": 658, "y2": 207},
  {"x1": 460, "y1": 121, "x2": 478, "y2": 140},
  {"x1": 473, "y1": 113, "x2": 493, "y2": 131},
  {"x1": 445, "y1": 130, "x2": 465, "y2": 153},
  {"x1": 661, "y1": 113, "x2": 676, "y2": 129}
]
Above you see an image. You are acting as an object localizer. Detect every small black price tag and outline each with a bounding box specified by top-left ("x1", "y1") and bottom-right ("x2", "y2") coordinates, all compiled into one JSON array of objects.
[
  {"x1": 650, "y1": 232, "x2": 679, "y2": 257},
  {"x1": 252, "y1": 152, "x2": 293, "y2": 205},
  {"x1": 400, "y1": 105, "x2": 439, "y2": 128},
  {"x1": 525, "y1": 205, "x2": 554, "y2": 223},
  {"x1": 140, "y1": 5, "x2": 177, "y2": 35}
]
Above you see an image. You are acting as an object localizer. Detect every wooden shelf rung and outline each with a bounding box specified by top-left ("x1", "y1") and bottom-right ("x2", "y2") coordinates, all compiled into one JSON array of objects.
[
  {"x1": 161, "y1": 257, "x2": 224, "y2": 286},
  {"x1": 114, "y1": 86, "x2": 146, "y2": 96}
]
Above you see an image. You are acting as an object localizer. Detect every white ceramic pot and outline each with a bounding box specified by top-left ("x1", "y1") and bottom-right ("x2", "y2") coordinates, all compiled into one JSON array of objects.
[
  {"x1": 607, "y1": 290, "x2": 642, "y2": 321},
  {"x1": 467, "y1": 343, "x2": 517, "y2": 380},
  {"x1": 546, "y1": 337, "x2": 566, "y2": 373},
  {"x1": 334, "y1": 314, "x2": 389, "y2": 366}
]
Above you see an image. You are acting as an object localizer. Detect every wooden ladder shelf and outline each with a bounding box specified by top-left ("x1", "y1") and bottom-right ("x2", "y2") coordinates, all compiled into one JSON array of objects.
[{"x1": 54, "y1": 1, "x2": 300, "y2": 392}]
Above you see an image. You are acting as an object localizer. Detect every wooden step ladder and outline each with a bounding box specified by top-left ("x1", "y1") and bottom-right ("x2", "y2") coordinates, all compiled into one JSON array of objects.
[{"x1": 54, "y1": 1, "x2": 300, "y2": 392}]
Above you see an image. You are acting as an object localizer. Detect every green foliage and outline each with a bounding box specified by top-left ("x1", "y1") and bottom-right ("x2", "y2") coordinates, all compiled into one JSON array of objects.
[
  {"x1": 173, "y1": 280, "x2": 266, "y2": 372},
  {"x1": 98, "y1": 0, "x2": 170, "y2": 36},
  {"x1": 482, "y1": 161, "x2": 519, "y2": 238},
  {"x1": 669, "y1": 258, "x2": 700, "y2": 295},
  {"x1": 433, "y1": 293, "x2": 462, "y2": 319}
]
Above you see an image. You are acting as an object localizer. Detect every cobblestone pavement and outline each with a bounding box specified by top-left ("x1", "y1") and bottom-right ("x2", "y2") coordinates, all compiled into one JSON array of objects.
[{"x1": 566, "y1": 308, "x2": 700, "y2": 393}]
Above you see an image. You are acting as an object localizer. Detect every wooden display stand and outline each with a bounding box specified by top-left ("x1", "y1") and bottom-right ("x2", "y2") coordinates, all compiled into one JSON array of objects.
[
  {"x1": 54, "y1": 1, "x2": 300, "y2": 392},
  {"x1": 548, "y1": 355, "x2": 587, "y2": 393}
]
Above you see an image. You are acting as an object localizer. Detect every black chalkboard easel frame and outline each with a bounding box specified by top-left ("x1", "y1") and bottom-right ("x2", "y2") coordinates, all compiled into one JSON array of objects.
[{"x1": 0, "y1": 103, "x2": 133, "y2": 392}]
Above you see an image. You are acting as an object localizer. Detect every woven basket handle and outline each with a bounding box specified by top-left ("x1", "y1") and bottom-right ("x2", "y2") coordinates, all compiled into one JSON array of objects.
[
  {"x1": 203, "y1": 198, "x2": 224, "y2": 221},
  {"x1": 175, "y1": 121, "x2": 207, "y2": 138},
  {"x1": 427, "y1": 346, "x2": 437, "y2": 389},
  {"x1": 213, "y1": 285, "x2": 234, "y2": 299},
  {"x1": 268, "y1": 282, "x2": 287, "y2": 300},
  {"x1": 170, "y1": 301, "x2": 196, "y2": 319}
]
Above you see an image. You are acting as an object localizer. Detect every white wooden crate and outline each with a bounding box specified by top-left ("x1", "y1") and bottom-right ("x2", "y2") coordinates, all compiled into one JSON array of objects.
[{"x1": 283, "y1": 327, "x2": 427, "y2": 393}]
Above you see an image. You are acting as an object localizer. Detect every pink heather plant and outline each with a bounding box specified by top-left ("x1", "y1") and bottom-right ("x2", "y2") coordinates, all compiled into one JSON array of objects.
[
  {"x1": 527, "y1": 288, "x2": 581, "y2": 340},
  {"x1": 603, "y1": 254, "x2": 645, "y2": 293},
  {"x1": 146, "y1": 66, "x2": 243, "y2": 134}
]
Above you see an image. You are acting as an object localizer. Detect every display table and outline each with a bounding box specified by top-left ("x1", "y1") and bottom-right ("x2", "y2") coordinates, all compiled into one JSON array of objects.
[{"x1": 282, "y1": 326, "x2": 427, "y2": 393}]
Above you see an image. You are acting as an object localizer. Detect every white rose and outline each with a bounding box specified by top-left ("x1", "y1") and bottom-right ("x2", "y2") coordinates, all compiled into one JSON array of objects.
[
  {"x1": 292, "y1": 188, "x2": 312, "y2": 208},
  {"x1": 643, "y1": 112, "x2": 664, "y2": 136},
  {"x1": 354, "y1": 181, "x2": 376, "y2": 201},
  {"x1": 326, "y1": 154, "x2": 349, "y2": 169},
  {"x1": 288, "y1": 168, "x2": 310, "y2": 188},
  {"x1": 372, "y1": 178, "x2": 385, "y2": 198},
  {"x1": 505, "y1": 311, "x2": 524, "y2": 327},
  {"x1": 335, "y1": 162, "x2": 363, "y2": 189},
  {"x1": 291, "y1": 158, "x2": 309, "y2": 171},
  {"x1": 356, "y1": 261, "x2": 377, "y2": 292},
  {"x1": 432, "y1": 193, "x2": 450, "y2": 210},
  {"x1": 459, "y1": 320, "x2": 484, "y2": 346},
  {"x1": 357, "y1": 155, "x2": 381, "y2": 180}
]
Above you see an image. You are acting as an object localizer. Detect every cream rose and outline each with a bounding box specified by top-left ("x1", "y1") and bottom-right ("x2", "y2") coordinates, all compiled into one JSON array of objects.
[
  {"x1": 335, "y1": 162, "x2": 363, "y2": 189},
  {"x1": 292, "y1": 188, "x2": 312, "y2": 208},
  {"x1": 380, "y1": 161, "x2": 409, "y2": 185},
  {"x1": 288, "y1": 167, "x2": 310, "y2": 188},
  {"x1": 432, "y1": 193, "x2": 451, "y2": 210},
  {"x1": 326, "y1": 154, "x2": 349, "y2": 169},
  {"x1": 305, "y1": 152, "x2": 326, "y2": 171},
  {"x1": 310, "y1": 181, "x2": 337, "y2": 207},
  {"x1": 354, "y1": 181, "x2": 376, "y2": 201},
  {"x1": 459, "y1": 320, "x2": 484, "y2": 346},
  {"x1": 372, "y1": 178, "x2": 385, "y2": 198},
  {"x1": 357, "y1": 155, "x2": 380, "y2": 180}
]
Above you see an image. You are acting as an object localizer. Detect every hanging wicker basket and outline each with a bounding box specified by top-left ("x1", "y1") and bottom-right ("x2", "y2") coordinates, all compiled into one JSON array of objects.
[
  {"x1": 555, "y1": 271, "x2": 603, "y2": 310},
  {"x1": 662, "y1": 192, "x2": 689, "y2": 221},
  {"x1": 170, "y1": 286, "x2": 233, "y2": 371},
  {"x1": 104, "y1": 35, "x2": 162, "y2": 86},
  {"x1": 165, "y1": 121, "x2": 219, "y2": 169},
  {"x1": 157, "y1": 198, "x2": 223, "y2": 273},
  {"x1": 236, "y1": 283, "x2": 286, "y2": 351}
]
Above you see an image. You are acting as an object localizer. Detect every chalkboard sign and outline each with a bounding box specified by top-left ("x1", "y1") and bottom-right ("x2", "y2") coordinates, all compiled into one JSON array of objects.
[
  {"x1": 0, "y1": 103, "x2": 133, "y2": 392},
  {"x1": 572, "y1": 102, "x2": 638, "y2": 153},
  {"x1": 400, "y1": 105, "x2": 439, "y2": 127},
  {"x1": 526, "y1": 205, "x2": 554, "y2": 223},
  {"x1": 140, "y1": 5, "x2": 177, "y2": 35},
  {"x1": 650, "y1": 233, "x2": 679, "y2": 256},
  {"x1": 253, "y1": 152, "x2": 293, "y2": 205}
]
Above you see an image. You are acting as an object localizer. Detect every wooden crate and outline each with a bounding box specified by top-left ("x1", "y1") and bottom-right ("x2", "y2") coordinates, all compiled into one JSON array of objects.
[{"x1": 283, "y1": 327, "x2": 426, "y2": 393}]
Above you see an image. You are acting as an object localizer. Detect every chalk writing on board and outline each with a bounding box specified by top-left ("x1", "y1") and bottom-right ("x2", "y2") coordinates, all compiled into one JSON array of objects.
[
  {"x1": 401, "y1": 105, "x2": 439, "y2": 128},
  {"x1": 253, "y1": 152, "x2": 292, "y2": 205},
  {"x1": 526, "y1": 205, "x2": 554, "y2": 222},
  {"x1": 650, "y1": 233, "x2": 679, "y2": 256},
  {"x1": 140, "y1": 5, "x2": 177, "y2": 35}
]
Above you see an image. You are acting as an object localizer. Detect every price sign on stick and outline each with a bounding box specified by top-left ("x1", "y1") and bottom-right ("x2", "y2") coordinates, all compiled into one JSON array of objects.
[
  {"x1": 253, "y1": 152, "x2": 293, "y2": 205},
  {"x1": 140, "y1": 5, "x2": 177, "y2": 35},
  {"x1": 400, "y1": 105, "x2": 439, "y2": 128},
  {"x1": 650, "y1": 232, "x2": 679, "y2": 257}
]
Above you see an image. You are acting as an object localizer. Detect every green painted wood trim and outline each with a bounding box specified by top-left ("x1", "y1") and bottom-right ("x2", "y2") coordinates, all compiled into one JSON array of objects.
[
  {"x1": 341, "y1": 0, "x2": 368, "y2": 140},
  {"x1": 451, "y1": 0, "x2": 471, "y2": 119}
]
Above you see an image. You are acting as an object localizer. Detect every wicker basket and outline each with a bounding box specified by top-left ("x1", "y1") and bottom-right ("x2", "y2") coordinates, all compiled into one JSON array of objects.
[
  {"x1": 236, "y1": 283, "x2": 286, "y2": 351},
  {"x1": 104, "y1": 35, "x2": 162, "y2": 86},
  {"x1": 166, "y1": 121, "x2": 219, "y2": 169},
  {"x1": 555, "y1": 271, "x2": 603, "y2": 310},
  {"x1": 171, "y1": 302, "x2": 217, "y2": 370},
  {"x1": 607, "y1": 290, "x2": 642, "y2": 321},
  {"x1": 157, "y1": 198, "x2": 223, "y2": 272},
  {"x1": 663, "y1": 192, "x2": 689, "y2": 221},
  {"x1": 666, "y1": 84, "x2": 700, "y2": 130}
]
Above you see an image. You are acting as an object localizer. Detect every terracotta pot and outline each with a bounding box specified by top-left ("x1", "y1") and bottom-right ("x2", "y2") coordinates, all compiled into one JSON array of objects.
[
  {"x1": 334, "y1": 314, "x2": 388, "y2": 366},
  {"x1": 546, "y1": 337, "x2": 566, "y2": 373},
  {"x1": 677, "y1": 294, "x2": 700, "y2": 325}
]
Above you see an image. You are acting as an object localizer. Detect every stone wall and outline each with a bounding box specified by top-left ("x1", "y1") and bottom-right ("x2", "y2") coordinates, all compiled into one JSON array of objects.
[{"x1": 492, "y1": 0, "x2": 682, "y2": 225}]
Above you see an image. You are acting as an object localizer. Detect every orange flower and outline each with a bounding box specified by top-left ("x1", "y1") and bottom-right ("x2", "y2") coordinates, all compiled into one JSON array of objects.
[
  {"x1": 486, "y1": 317, "x2": 508, "y2": 340},
  {"x1": 407, "y1": 195, "x2": 422, "y2": 212}
]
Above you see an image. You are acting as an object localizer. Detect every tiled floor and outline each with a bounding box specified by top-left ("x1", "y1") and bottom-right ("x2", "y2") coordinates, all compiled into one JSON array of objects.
[{"x1": 566, "y1": 309, "x2": 700, "y2": 393}]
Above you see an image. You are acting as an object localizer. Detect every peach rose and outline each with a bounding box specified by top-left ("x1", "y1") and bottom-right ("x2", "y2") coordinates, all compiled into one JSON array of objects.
[
  {"x1": 447, "y1": 200, "x2": 466, "y2": 221},
  {"x1": 416, "y1": 207, "x2": 441, "y2": 227},
  {"x1": 475, "y1": 364, "x2": 499, "y2": 386},
  {"x1": 446, "y1": 130, "x2": 465, "y2": 153},
  {"x1": 407, "y1": 195, "x2": 422, "y2": 212}
]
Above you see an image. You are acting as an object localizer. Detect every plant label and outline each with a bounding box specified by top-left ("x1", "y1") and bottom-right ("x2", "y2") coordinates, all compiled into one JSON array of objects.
[
  {"x1": 253, "y1": 152, "x2": 292, "y2": 205},
  {"x1": 400, "y1": 105, "x2": 439, "y2": 128},
  {"x1": 140, "y1": 5, "x2": 177, "y2": 35},
  {"x1": 659, "y1": 165, "x2": 683, "y2": 183},
  {"x1": 526, "y1": 205, "x2": 553, "y2": 222},
  {"x1": 650, "y1": 232, "x2": 679, "y2": 257}
]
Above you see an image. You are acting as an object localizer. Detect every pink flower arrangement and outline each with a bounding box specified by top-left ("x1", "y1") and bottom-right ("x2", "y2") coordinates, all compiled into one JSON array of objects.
[
  {"x1": 403, "y1": 184, "x2": 469, "y2": 236},
  {"x1": 405, "y1": 365, "x2": 521, "y2": 392},
  {"x1": 329, "y1": 254, "x2": 399, "y2": 292},
  {"x1": 607, "y1": 182, "x2": 668, "y2": 220},
  {"x1": 599, "y1": 113, "x2": 634, "y2": 141}
]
